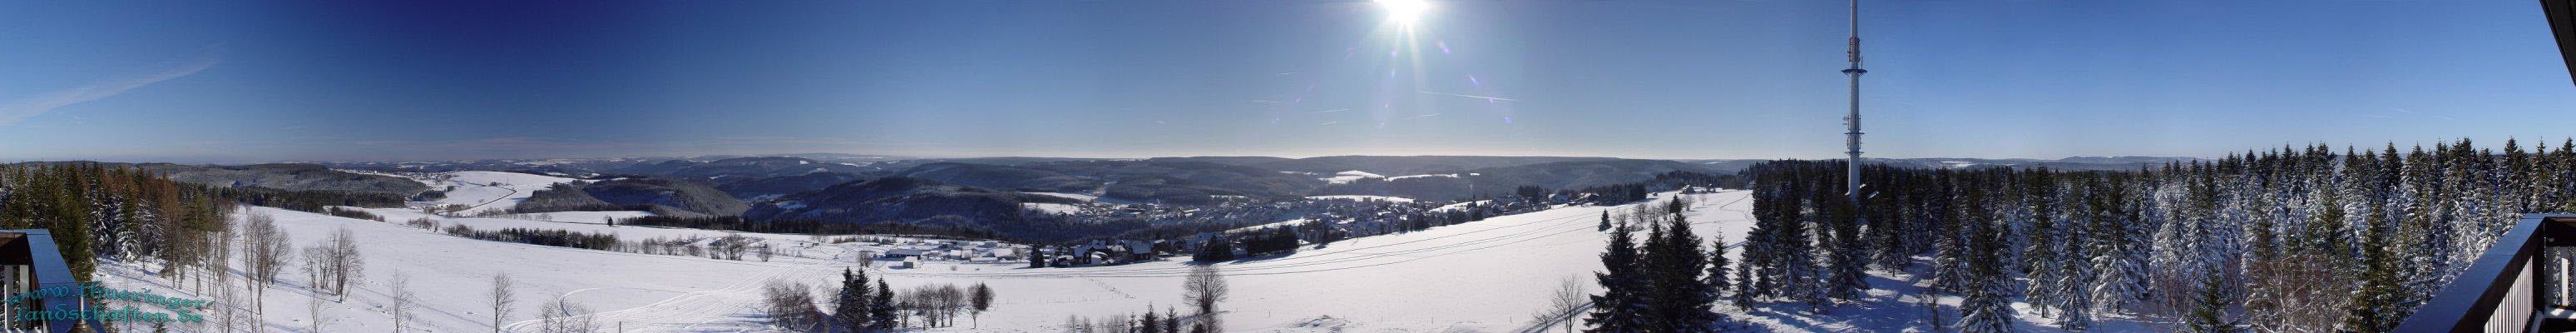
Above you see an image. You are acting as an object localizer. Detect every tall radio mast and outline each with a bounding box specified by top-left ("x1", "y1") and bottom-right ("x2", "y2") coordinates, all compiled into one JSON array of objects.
[{"x1": 1841, "y1": 0, "x2": 1866, "y2": 204}]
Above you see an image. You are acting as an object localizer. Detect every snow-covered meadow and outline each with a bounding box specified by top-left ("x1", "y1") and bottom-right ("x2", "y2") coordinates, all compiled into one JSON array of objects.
[{"x1": 96, "y1": 184, "x2": 2150, "y2": 332}]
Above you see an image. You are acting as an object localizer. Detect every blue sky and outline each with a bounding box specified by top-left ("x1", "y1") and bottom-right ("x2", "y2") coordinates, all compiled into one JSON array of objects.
[{"x1": 2, "y1": 0, "x2": 2570, "y2": 162}]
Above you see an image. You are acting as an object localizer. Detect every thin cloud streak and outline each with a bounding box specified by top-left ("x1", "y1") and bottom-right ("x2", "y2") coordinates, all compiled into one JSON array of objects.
[{"x1": 0, "y1": 57, "x2": 220, "y2": 127}]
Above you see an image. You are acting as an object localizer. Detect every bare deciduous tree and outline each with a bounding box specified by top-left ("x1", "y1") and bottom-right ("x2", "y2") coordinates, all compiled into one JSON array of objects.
[
  {"x1": 939, "y1": 284, "x2": 965, "y2": 327},
  {"x1": 298, "y1": 226, "x2": 366, "y2": 302},
  {"x1": 240, "y1": 211, "x2": 293, "y2": 325},
  {"x1": 309, "y1": 293, "x2": 328, "y2": 333},
  {"x1": 327, "y1": 226, "x2": 365, "y2": 301},
  {"x1": 1184, "y1": 266, "x2": 1229, "y2": 333},
  {"x1": 300, "y1": 245, "x2": 330, "y2": 291},
  {"x1": 539, "y1": 295, "x2": 598, "y2": 333},
  {"x1": 390, "y1": 271, "x2": 419, "y2": 332},
  {"x1": 1527, "y1": 276, "x2": 1587, "y2": 333},
  {"x1": 763, "y1": 281, "x2": 823, "y2": 331},
  {"x1": 217, "y1": 280, "x2": 251, "y2": 333},
  {"x1": 491, "y1": 273, "x2": 517, "y2": 333}
]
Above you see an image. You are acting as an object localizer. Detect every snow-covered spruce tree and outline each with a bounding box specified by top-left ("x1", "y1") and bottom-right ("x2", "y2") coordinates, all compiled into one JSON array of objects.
[
  {"x1": 2020, "y1": 169, "x2": 2067, "y2": 319},
  {"x1": 1726, "y1": 142, "x2": 2574, "y2": 332},
  {"x1": 1779, "y1": 183, "x2": 1821, "y2": 308},
  {"x1": 1931, "y1": 176, "x2": 1974, "y2": 297},
  {"x1": 1738, "y1": 175, "x2": 1783, "y2": 302},
  {"x1": 2183, "y1": 270, "x2": 2240, "y2": 333},
  {"x1": 1642, "y1": 216, "x2": 1718, "y2": 331},
  {"x1": 2544, "y1": 139, "x2": 2565, "y2": 211},
  {"x1": 2278, "y1": 179, "x2": 2355, "y2": 328},
  {"x1": 2504, "y1": 138, "x2": 2534, "y2": 214},
  {"x1": 1585, "y1": 221, "x2": 1649, "y2": 332},
  {"x1": 1867, "y1": 171, "x2": 1914, "y2": 272},
  {"x1": 2059, "y1": 271, "x2": 2094, "y2": 331},
  {"x1": 2143, "y1": 164, "x2": 2214, "y2": 319},
  {"x1": 2443, "y1": 139, "x2": 2500, "y2": 284},
  {"x1": 2339, "y1": 204, "x2": 2405, "y2": 333},
  {"x1": 1821, "y1": 183, "x2": 1870, "y2": 305},
  {"x1": 1955, "y1": 184, "x2": 2016, "y2": 333},
  {"x1": 971, "y1": 282, "x2": 993, "y2": 327},
  {"x1": 838, "y1": 267, "x2": 873, "y2": 331},
  {"x1": 1731, "y1": 246, "x2": 1758, "y2": 310},
  {"x1": 2085, "y1": 172, "x2": 2150, "y2": 316},
  {"x1": 2239, "y1": 180, "x2": 2284, "y2": 331},
  {"x1": 2394, "y1": 143, "x2": 2451, "y2": 310},
  {"x1": 1707, "y1": 236, "x2": 1732, "y2": 310},
  {"x1": 2040, "y1": 174, "x2": 2097, "y2": 329},
  {"x1": 869, "y1": 279, "x2": 898, "y2": 330},
  {"x1": 1142, "y1": 305, "x2": 1162, "y2": 333}
]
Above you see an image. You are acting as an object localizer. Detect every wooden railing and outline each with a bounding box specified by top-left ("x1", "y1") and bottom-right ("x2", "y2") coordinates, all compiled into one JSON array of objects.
[
  {"x1": 0, "y1": 229, "x2": 97, "y2": 332},
  {"x1": 2396, "y1": 214, "x2": 2576, "y2": 332}
]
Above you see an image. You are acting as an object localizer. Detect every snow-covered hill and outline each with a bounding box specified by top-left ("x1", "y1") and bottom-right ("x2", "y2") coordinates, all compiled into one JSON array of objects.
[
  {"x1": 96, "y1": 188, "x2": 2148, "y2": 332},
  {"x1": 410, "y1": 171, "x2": 585, "y2": 212},
  {"x1": 98, "y1": 206, "x2": 842, "y2": 332}
]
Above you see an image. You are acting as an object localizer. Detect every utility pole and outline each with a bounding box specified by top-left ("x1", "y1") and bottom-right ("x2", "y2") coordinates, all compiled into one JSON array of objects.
[{"x1": 1841, "y1": 0, "x2": 1866, "y2": 205}]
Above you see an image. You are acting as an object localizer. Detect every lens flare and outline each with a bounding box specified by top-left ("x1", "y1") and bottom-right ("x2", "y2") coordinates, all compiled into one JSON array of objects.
[{"x1": 1375, "y1": 0, "x2": 1430, "y2": 27}]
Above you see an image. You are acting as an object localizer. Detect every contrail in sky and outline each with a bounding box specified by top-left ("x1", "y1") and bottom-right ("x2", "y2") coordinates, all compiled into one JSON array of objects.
[
  {"x1": 1417, "y1": 91, "x2": 1519, "y2": 102},
  {"x1": 1310, "y1": 108, "x2": 1350, "y2": 114},
  {"x1": 2, "y1": 56, "x2": 220, "y2": 127},
  {"x1": 1400, "y1": 113, "x2": 1442, "y2": 120}
]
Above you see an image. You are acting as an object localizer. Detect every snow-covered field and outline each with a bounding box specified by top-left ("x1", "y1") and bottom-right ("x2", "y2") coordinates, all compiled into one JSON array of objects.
[
  {"x1": 99, "y1": 206, "x2": 843, "y2": 332},
  {"x1": 411, "y1": 171, "x2": 586, "y2": 212},
  {"x1": 1023, "y1": 192, "x2": 1100, "y2": 201},
  {"x1": 1431, "y1": 200, "x2": 1491, "y2": 212},
  {"x1": 1021, "y1": 202, "x2": 1085, "y2": 215},
  {"x1": 97, "y1": 187, "x2": 2148, "y2": 332},
  {"x1": 1301, "y1": 195, "x2": 1414, "y2": 203},
  {"x1": 1319, "y1": 171, "x2": 1384, "y2": 184}
]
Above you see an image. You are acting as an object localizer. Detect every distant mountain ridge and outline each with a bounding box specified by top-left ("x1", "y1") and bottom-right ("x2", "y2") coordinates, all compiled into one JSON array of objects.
[
  {"x1": 1154, "y1": 155, "x2": 1621, "y2": 177},
  {"x1": 581, "y1": 178, "x2": 750, "y2": 216},
  {"x1": 740, "y1": 176, "x2": 1080, "y2": 225},
  {"x1": 12, "y1": 162, "x2": 431, "y2": 196},
  {"x1": 891, "y1": 162, "x2": 1100, "y2": 193},
  {"x1": 284, "y1": 153, "x2": 2207, "y2": 206}
]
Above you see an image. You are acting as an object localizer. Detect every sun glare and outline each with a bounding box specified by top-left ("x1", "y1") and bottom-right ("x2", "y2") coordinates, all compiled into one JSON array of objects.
[{"x1": 1375, "y1": 0, "x2": 1430, "y2": 27}]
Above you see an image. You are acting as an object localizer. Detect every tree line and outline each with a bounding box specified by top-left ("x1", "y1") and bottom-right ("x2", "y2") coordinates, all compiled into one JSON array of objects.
[
  {"x1": 615, "y1": 215, "x2": 1011, "y2": 241},
  {"x1": 1584, "y1": 196, "x2": 1732, "y2": 331},
  {"x1": 760, "y1": 267, "x2": 996, "y2": 332}
]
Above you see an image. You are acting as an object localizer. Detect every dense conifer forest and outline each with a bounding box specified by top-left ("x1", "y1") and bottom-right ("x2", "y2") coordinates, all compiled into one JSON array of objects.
[{"x1": 1713, "y1": 138, "x2": 2576, "y2": 331}]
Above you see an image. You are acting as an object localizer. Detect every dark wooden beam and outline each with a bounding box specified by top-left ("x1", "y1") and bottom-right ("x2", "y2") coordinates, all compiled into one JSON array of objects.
[{"x1": 2546, "y1": 0, "x2": 2576, "y2": 86}]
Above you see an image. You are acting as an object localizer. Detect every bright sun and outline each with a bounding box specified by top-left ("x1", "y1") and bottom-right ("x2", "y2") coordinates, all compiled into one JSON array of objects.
[{"x1": 1374, "y1": 0, "x2": 1430, "y2": 27}]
